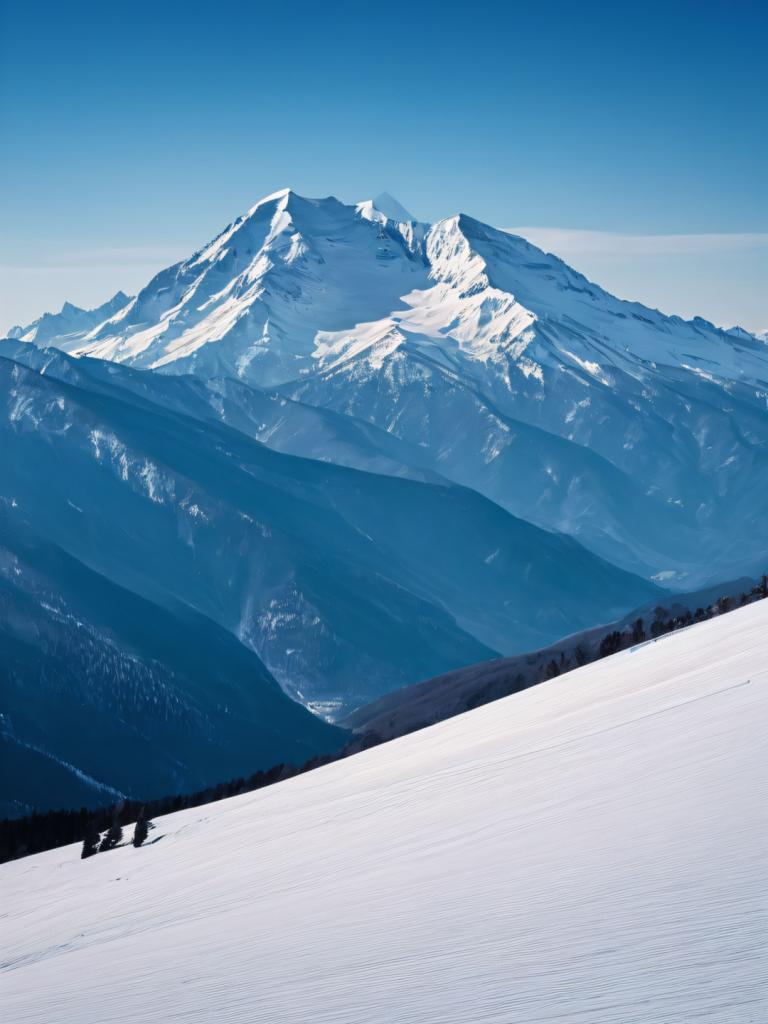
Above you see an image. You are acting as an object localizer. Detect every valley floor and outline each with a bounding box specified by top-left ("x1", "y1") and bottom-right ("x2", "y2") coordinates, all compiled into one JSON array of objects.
[{"x1": 2, "y1": 602, "x2": 767, "y2": 1023}]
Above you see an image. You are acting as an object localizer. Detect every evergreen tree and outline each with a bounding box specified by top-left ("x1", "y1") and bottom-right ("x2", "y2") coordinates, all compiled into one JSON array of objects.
[
  {"x1": 610, "y1": 630, "x2": 620, "y2": 655},
  {"x1": 599, "y1": 630, "x2": 623, "y2": 658},
  {"x1": 651, "y1": 607, "x2": 671, "y2": 636},
  {"x1": 99, "y1": 817, "x2": 123, "y2": 852},
  {"x1": 81, "y1": 822, "x2": 100, "y2": 860},
  {"x1": 132, "y1": 811, "x2": 151, "y2": 848}
]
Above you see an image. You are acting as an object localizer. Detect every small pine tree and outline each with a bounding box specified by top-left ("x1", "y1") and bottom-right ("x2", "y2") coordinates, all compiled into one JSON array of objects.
[
  {"x1": 651, "y1": 612, "x2": 670, "y2": 637},
  {"x1": 651, "y1": 606, "x2": 670, "y2": 636},
  {"x1": 81, "y1": 822, "x2": 100, "y2": 859},
  {"x1": 99, "y1": 817, "x2": 123, "y2": 853},
  {"x1": 599, "y1": 630, "x2": 622, "y2": 658},
  {"x1": 132, "y1": 811, "x2": 151, "y2": 848},
  {"x1": 631, "y1": 618, "x2": 645, "y2": 644}
]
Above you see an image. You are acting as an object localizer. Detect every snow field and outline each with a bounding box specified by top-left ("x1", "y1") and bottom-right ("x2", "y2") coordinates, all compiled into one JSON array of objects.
[{"x1": 2, "y1": 600, "x2": 767, "y2": 1023}]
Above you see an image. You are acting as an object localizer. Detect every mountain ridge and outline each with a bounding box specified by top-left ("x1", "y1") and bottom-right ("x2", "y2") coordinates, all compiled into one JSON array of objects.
[
  {"x1": 2, "y1": 346, "x2": 657, "y2": 720},
  {"x1": 11, "y1": 190, "x2": 766, "y2": 382},
  {"x1": 5, "y1": 189, "x2": 766, "y2": 585}
]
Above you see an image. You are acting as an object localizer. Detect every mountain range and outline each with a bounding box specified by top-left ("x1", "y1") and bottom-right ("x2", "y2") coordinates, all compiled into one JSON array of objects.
[
  {"x1": 8, "y1": 189, "x2": 767, "y2": 583},
  {"x1": 0, "y1": 344, "x2": 654, "y2": 707},
  {"x1": 2, "y1": 188, "x2": 766, "y2": 814}
]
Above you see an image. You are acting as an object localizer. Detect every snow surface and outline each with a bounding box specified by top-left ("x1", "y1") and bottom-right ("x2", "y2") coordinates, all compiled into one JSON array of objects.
[{"x1": 3, "y1": 600, "x2": 766, "y2": 1023}]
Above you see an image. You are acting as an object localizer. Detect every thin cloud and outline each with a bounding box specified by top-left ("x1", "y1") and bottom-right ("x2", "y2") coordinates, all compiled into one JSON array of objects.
[
  {"x1": 503, "y1": 228, "x2": 767, "y2": 333},
  {"x1": 505, "y1": 228, "x2": 768, "y2": 258},
  {"x1": 0, "y1": 244, "x2": 192, "y2": 272}
]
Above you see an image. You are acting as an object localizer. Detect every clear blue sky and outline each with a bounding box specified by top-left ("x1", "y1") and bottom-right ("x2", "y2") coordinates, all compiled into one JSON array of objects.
[{"x1": 1, "y1": 0, "x2": 766, "y2": 330}]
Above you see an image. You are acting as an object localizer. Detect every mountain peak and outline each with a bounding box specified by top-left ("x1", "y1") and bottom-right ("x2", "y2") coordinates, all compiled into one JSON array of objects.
[
  {"x1": 7, "y1": 189, "x2": 768, "y2": 403},
  {"x1": 248, "y1": 186, "x2": 294, "y2": 212},
  {"x1": 370, "y1": 192, "x2": 415, "y2": 223}
]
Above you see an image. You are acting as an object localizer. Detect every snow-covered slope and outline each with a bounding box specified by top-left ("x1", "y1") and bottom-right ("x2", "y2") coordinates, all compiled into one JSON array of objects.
[
  {"x1": 7, "y1": 190, "x2": 766, "y2": 583},
  {"x1": 3, "y1": 601, "x2": 766, "y2": 1023},
  {"x1": 345, "y1": 577, "x2": 764, "y2": 741}
]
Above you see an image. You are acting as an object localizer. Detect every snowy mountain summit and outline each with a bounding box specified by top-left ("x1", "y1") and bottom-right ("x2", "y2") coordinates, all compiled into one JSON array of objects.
[
  {"x1": 5, "y1": 189, "x2": 768, "y2": 584},
  {"x1": 363, "y1": 190, "x2": 416, "y2": 223},
  {"x1": 9, "y1": 188, "x2": 765, "y2": 388},
  {"x1": 12, "y1": 189, "x2": 430, "y2": 384}
]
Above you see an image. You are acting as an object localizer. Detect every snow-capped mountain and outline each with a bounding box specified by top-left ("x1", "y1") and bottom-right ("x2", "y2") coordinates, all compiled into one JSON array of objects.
[
  {"x1": 4, "y1": 600, "x2": 765, "y2": 1023},
  {"x1": 24, "y1": 190, "x2": 430, "y2": 384},
  {"x1": 6, "y1": 189, "x2": 766, "y2": 584},
  {"x1": 1, "y1": 346, "x2": 656, "y2": 724},
  {"x1": 7, "y1": 291, "x2": 132, "y2": 346}
]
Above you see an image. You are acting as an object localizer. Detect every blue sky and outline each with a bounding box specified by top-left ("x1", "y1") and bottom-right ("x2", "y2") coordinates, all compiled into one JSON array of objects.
[{"x1": 1, "y1": 0, "x2": 766, "y2": 330}]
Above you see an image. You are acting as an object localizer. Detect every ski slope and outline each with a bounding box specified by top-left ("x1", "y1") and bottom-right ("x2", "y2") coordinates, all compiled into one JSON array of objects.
[{"x1": 3, "y1": 601, "x2": 767, "y2": 1023}]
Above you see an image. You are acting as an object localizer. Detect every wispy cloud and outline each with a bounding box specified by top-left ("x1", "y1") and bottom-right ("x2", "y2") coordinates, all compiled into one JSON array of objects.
[
  {"x1": 503, "y1": 229, "x2": 767, "y2": 333},
  {"x1": 0, "y1": 244, "x2": 192, "y2": 273},
  {"x1": 505, "y1": 228, "x2": 768, "y2": 258},
  {"x1": 0, "y1": 245, "x2": 193, "y2": 332}
]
